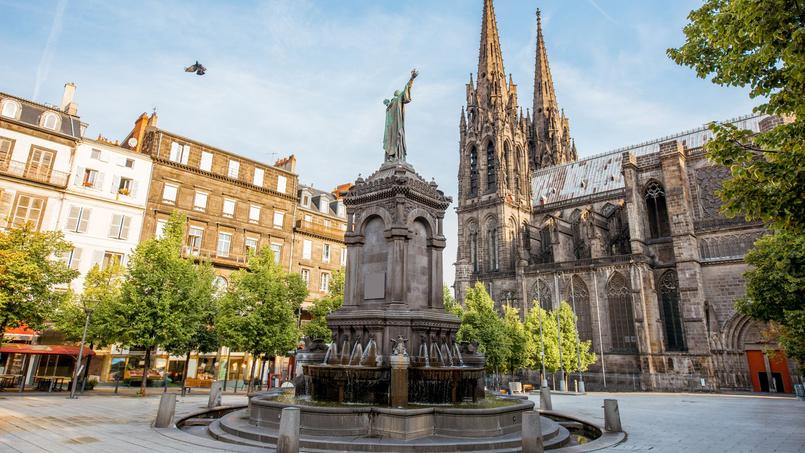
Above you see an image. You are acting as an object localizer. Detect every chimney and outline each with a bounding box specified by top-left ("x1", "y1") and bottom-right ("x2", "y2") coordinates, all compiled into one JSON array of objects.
[{"x1": 61, "y1": 82, "x2": 78, "y2": 115}]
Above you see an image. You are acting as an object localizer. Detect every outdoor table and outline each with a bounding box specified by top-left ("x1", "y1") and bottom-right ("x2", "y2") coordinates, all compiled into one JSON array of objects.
[
  {"x1": 34, "y1": 376, "x2": 67, "y2": 392},
  {"x1": 0, "y1": 375, "x2": 21, "y2": 390}
]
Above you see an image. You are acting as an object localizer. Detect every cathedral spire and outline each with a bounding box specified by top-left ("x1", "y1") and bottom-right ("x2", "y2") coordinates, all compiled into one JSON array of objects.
[
  {"x1": 476, "y1": 0, "x2": 508, "y2": 105},
  {"x1": 533, "y1": 9, "x2": 558, "y2": 123}
]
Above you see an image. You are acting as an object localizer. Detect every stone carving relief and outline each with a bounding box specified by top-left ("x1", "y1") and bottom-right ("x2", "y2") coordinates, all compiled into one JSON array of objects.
[
  {"x1": 694, "y1": 166, "x2": 730, "y2": 219},
  {"x1": 699, "y1": 231, "x2": 765, "y2": 261}
]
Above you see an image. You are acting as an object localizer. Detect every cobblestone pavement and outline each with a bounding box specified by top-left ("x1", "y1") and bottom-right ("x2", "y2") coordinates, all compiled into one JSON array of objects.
[
  {"x1": 533, "y1": 392, "x2": 805, "y2": 453},
  {"x1": 0, "y1": 392, "x2": 248, "y2": 452},
  {"x1": 0, "y1": 391, "x2": 802, "y2": 452}
]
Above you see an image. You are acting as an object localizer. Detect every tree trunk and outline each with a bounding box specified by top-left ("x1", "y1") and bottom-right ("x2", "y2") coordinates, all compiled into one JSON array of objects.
[
  {"x1": 223, "y1": 350, "x2": 232, "y2": 391},
  {"x1": 181, "y1": 351, "x2": 191, "y2": 397},
  {"x1": 247, "y1": 354, "x2": 258, "y2": 394},
  {"x1": 140, "y1": 347, "x2": 152, "y2": 396},
  {"x1": 258, "y1": 358, "x2": 267, "y2": 390}
]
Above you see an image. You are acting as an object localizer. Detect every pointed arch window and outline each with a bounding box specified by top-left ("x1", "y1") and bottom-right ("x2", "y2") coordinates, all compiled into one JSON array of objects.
[
  {"x1": 645, "y1": 182, "x2": 671, "y2": 239},
  {"x1": 469, "y1": 224, "x2": 479, "y2": 273},
  {"x1": 531, "y1": 279, "x2": 553, "y2": 311},
  {"x1": 486, "y1": 142, "x2": 496, "y2": 192},
  {"x1": 607, "y1": 273, "x2": 637, "y2": 353},
  {"x1": 537, "y1": 226, "x2": 553, "y2": 264},
  {"x1": 659, "y1": 270, "x2": 686, "y2": 351},
  {"x1": 486, "y1": 221, "x2": 499, "y2": 271},
  {"x1": 571, "y1": 212, "x2": 591, "y2": 260},
  {"x1": 469, "y1": 146, "x2": 479, "y2": 197},
  {"x1": 607, "y1": 205, "x2": 631, "y2": 256},
  {"x1": 567, "y1": 276, "x2": 592, "y2": 341}
]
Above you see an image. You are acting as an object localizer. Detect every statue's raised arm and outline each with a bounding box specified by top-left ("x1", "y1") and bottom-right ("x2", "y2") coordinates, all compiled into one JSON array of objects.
[{"x1": 383, "y1": 69, "x2": 419, "y2": 162}]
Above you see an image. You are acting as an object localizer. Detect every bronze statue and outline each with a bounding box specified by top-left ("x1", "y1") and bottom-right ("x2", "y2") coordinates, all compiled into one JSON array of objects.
[{"x1": 383, "y1": 69, "x2": 418, "y2": 162}]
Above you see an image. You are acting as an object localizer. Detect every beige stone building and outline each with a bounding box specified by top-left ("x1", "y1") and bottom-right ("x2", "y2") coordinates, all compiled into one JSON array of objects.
[
  {"x1": 292, "y1": 185, "x2": 348, "y2": 309},
  {"x1": 122, "y1": 112, "x2": 298, "y2": 286},
  {"x1": 455, "y1": 0, "x2": 798, "y2": 393}
]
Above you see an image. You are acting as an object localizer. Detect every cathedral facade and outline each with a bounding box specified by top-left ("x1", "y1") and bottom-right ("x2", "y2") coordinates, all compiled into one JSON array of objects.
[{"x1": 454, "y1": 0, "x2": 798, "y2": 393}]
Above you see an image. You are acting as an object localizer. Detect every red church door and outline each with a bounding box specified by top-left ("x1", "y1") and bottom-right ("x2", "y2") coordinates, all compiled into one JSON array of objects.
[{"x1": 746, "y1": 350, "x2": 793, "y2": 393}]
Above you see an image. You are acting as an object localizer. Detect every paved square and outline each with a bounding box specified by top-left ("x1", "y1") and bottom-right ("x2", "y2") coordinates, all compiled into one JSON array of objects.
[{"x1": 0, "y1": 392, "x2": 802, "y2": 452}]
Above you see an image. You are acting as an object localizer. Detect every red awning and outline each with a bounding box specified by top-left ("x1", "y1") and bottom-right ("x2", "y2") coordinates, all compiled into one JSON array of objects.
[
  {"x1": 4, "y1": 325, "x2": 38, "y2": 335},
  {"x1": 0, "y1": 343, "x2": 95, "y2": 356}
]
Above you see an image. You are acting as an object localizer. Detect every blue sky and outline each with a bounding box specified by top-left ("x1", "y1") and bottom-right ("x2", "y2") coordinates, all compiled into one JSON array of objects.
[{"x1": 0, "y1": 0, "x2": 757, "y2": 289}]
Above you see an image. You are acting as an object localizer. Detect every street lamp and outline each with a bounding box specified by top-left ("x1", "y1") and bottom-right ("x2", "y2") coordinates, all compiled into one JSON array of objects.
[{"x1": 69, "y1": 308, "x2": 93, "y2": 399}]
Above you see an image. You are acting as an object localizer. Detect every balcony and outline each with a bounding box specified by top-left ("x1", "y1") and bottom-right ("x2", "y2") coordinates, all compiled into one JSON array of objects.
[
  {"x1": 0, "y1": 160, "x2": 69, "y2": 188},
  {"x1": 294, "y1": 219, "x2": 345, "y2": 242},
  {"x1": 181, "y1": 246, "x2": 249, "y2": 267}
]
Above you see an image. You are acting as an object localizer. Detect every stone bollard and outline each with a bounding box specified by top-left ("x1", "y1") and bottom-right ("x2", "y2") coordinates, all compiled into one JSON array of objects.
[
  {"x1": 208, "y1": 381, "x2": 222, "y2": 409},
  {"x1": 154, "y1": 393, "x2": 176, "y2": 428},
  {"x1": 603, "y1": 399, "x2": 622, "y2": 432},
  {"x1": 277, "y1": 407, "x2": 301, "y2": 453},
  {"x1": 521, "y1": 411, "x2": 544, "y2": 453},
  {"x1": 539, "y1": 385, "x2": 552, "y2": 411}
]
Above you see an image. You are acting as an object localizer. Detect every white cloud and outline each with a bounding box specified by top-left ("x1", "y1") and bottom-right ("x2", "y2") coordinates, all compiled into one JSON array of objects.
[{"x1": 33, "y1": 0, "x2": 67, "y2": 101}]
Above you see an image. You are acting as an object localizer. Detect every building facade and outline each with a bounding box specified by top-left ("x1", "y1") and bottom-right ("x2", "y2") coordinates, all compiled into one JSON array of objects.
[
  {"x1": 0, "y1": 86, "x2": 84, "y2": 233},
  {"x1": 455, "y1": 0, "x2": 798, "y2": 393},
  {"x1": 60, "y1": 138, "x2": 152, "y2": 291},
  {"x1": 292, "y1": 185, "x2": 348, "y2": 308}
]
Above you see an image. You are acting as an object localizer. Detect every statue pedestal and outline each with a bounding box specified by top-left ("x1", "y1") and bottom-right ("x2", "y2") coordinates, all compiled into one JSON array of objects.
[{"x1": 389, "y1": 354, "x2": 410, "y2": 408}]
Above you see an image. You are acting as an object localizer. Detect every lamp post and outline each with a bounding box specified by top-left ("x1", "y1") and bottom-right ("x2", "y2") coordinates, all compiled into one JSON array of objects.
[
  {"x1": 536, "y1": 282, "x2": 547, "y2": 388},
  {"x1": 69, "y1": 308, "x2": 93, "y2": 399},
  {"x1": 570, "y1": 275, "x2": 585, "y2": 393}
]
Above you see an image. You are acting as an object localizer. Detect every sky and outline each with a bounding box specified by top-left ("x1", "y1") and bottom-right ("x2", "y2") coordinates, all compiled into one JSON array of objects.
[{"x1": 0, "y1": 0, "x2": 757, "y2": 290}]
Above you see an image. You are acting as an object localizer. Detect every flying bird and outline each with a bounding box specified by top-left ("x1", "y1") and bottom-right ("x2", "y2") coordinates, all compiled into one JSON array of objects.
[{"x1": 184, "y1": 61, "x2": 206, "y2": 76}]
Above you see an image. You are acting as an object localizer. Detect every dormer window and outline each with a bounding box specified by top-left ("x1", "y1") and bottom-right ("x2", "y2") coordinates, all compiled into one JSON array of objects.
[
  {"x1": 41, "y1": 112, "x2": 60, "y2": 131},
  {"x1": 302, "y1": 193, "x2": 310, "y2": 208},
  {"x1": 1, "y1": 99, "x2": 21, "y2": 119},
  {"x1": 319, "y1": 198, "x2": 329, "y2": 214}
]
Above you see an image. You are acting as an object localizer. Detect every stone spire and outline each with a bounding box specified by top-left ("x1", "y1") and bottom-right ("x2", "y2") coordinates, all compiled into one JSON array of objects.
[
  {"x1": 531, "y1": 8, "x2": 576, "y2": 169},
  {"x1": 476, "y1": 0, "x2": 508, "y2": 110}
]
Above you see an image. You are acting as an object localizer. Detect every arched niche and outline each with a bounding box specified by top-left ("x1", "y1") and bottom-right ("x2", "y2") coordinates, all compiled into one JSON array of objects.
[
  {"x1": 360, "y1": 215, "x2": 388, "y2": 302},
  {"x1": 406, "y1": 218, "x2": 432, "y2": 308}
]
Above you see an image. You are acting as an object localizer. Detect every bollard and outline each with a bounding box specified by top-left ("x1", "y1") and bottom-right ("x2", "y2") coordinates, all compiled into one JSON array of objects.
[
  {"x1": 603, "y1": 399, "x2": 622, "y2": 432},
  {"x1": 208, "y1": 381, "x2": 223, "y2": 408},
  {"x1": 154, "y1": 393, "x2": 176, "y2": 428},
  {"x1": 277, "y1": 407, "x2": 300, "y2": 453},
  {"x1": 521, "y1": 411, "x2": 544, "y2": 453},
  {"x1": 539, "y1": 385, "x2": 552, "y2": 411}
]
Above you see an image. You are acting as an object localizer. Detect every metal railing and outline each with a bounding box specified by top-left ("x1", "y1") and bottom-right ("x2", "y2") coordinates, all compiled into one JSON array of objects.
[
  {"x1": 181, "y1": 246, "x2": 248, "y2": 266},
  {"x1": 0, "y1": 160, "x2": 70, "y2": 188},
  {"x1": 294, "y1": 219, "x2": 345, "y2": 240}
]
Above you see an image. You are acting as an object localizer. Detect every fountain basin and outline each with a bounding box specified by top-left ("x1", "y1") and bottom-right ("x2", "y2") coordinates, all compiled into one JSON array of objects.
[{"x1": 249, "y1": 392, "x2": 534, "y2": 440}]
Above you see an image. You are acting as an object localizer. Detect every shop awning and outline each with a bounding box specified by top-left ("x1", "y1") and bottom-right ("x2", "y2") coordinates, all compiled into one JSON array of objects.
[{"x1": 0, "y1": 343, "x2": 95, "y2": 356}]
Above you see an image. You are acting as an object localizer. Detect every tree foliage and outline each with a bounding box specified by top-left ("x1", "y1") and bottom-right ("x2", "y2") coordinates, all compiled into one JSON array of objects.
[
  {"x1": 502, "y1": 305, "x2": 528, "y2": 374},
  {"x1": 112, "y1": 211, "x2": 203, "y2": 394},
  {"x1": 0, "y1": 225, "x2": 77, "y2": 335},
  {"x1": 456, "y1": 283, "x2": 511, "y2": 374},
  {"x1": 217, "y1": 247, "x2": 301, "y2": 359},
  {"x1": 524, "y1": 302, "x2": 596, "y2": 374},
  {"x1": 302, "y1": 270, "x2": 344, "y2": 342},
  {"x1": 53, "y1": 264, "x2": 124, "y2": 348},
  {"x1": 443, "y1": 286, "x2": 464, "y2": 317},
  {"x1": 668, "y1": 0, "x2": 805, "y2": 362}
]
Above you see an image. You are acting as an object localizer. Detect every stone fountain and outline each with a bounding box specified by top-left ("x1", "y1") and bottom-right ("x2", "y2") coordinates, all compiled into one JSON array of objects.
[{"x1": 175, "y1": 72, "x2": 623, "y2": 451}]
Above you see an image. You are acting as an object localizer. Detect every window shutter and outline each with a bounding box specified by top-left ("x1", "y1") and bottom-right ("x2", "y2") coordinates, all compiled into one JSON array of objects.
[
  {"x1": 120, "y1": 216, "x2": 131, "y2": 240},
  {"x1": 74, "y1": 167, "x2": 85, "y2": 186},
  {"x1": 170, "y1": 142, "x2": 180, "y2": 162},
  {"x1": 130, "y1": 181, "x2": 138, "y2": 197},
  {"x1": 95, "y1": 172, "x2": 105, "y2": 190},
  {"x1": 109, "y1": 214, "x2": 122, "y2": 238},
  {"x1": 277, "y1": 175, "x2": 287, "y2": 193},
  {"x1": 66, "y1": 206, "x2": 81, "y2": 231},
  {"x1": 70, "y1": 248, "x2": 82, "y2": 270},
  {"x1": 78, "y1": 208, "x2": 91, "y2": 233},
  {"x1": 111, "y1": 175, "x2": 121, "y2": 194},
  {"x1": 181, "y1": 145, "x2": 190, "y2": 165},
  {"x1": 92, "y1": 250, "x2": 104, "y2": 266}
]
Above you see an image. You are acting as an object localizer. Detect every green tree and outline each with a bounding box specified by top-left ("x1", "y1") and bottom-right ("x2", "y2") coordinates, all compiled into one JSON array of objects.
[
  {"x1": 217, "y1": 247, "x2": 301, "y2": 392},
  {"x1": 668, "y1": 0, "x2": 805, "y2": 362},
  {"x1": 163, "y1": 260, "x2": 218, "y2": 392},
  {"x1": 0, "y1": 225, "x2": 77, "y2": 336},
  {"x1": 524, "y1": 304, "x2": 560, "y2": 375},
  {"x1": 502, "y1": 305, "x2": 528, "y2": 376},
  {"x1": 443, "y1": 286, "x2": 464, "y2": 317},
  {"x1": 456, "y1": 282, "x2": 511, "y2": 380},
  {"x1": 302, "y1": 270, "x2": 343, "y2": 342},
  {"x1": 53, "y1": 264, "x2": 124, "y2": 388},
  {"x1": 555, "y1": 302, "x2": 597, "y2": 374},
  {"x1": 112, "y1": 211, "x2": 202, "y2": 395}
]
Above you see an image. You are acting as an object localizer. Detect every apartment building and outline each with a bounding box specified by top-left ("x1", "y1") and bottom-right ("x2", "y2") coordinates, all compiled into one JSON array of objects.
[
  {"x1": 122, "y1": 112, "x2": 298, "y2": 287},
  {"x1": 0, "y1": 85, "x2": 84, "y2": 232},
  {"x1": 59, "y1": 137, "x2": 153, "y2": 291},
  {"x1": 292, "y1": 185, "x2": 348, "y2": 308}
]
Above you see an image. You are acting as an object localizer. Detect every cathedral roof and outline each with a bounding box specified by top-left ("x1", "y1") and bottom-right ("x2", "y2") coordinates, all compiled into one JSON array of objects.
[{"x1": 531, "y1": 113, "x2": 768, "y2": 208}]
